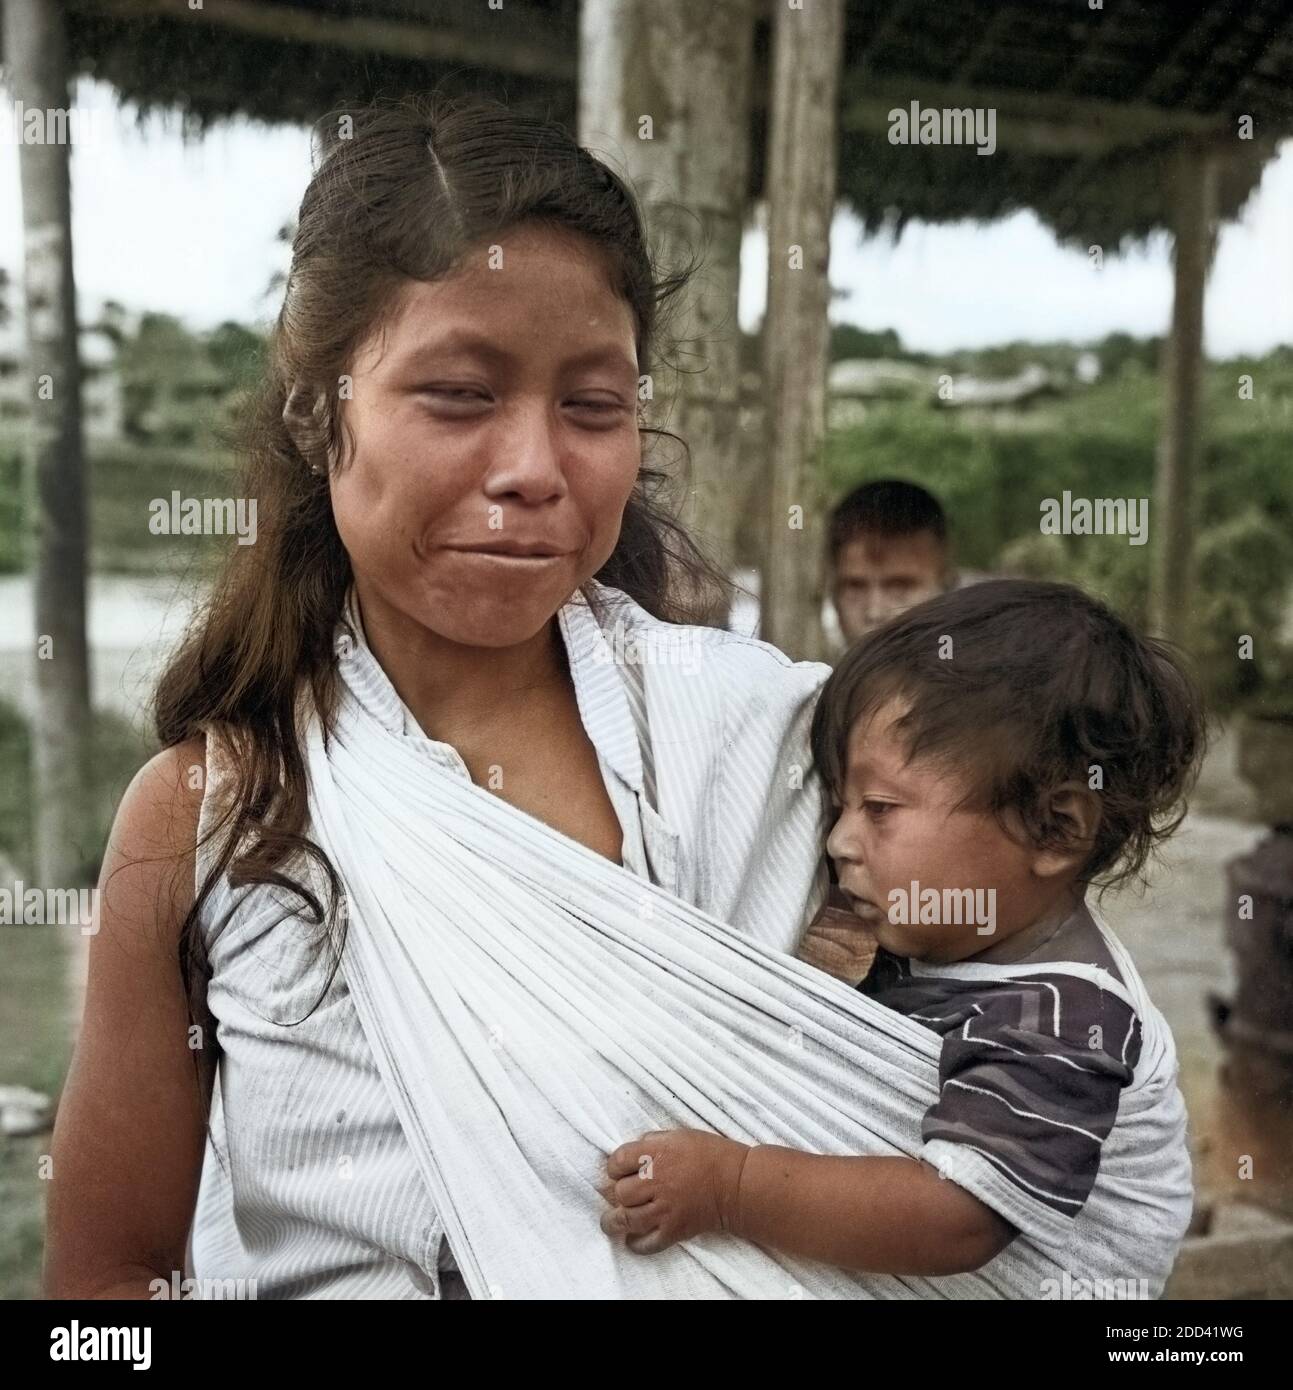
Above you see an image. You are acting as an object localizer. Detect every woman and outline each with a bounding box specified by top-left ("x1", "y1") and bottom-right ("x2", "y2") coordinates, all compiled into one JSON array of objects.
[{"x1": 43, "y1": 94, "x2": 864, "y2": 1300}]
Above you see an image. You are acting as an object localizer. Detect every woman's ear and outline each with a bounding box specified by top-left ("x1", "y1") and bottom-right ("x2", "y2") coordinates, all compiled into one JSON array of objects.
[
  {"x1": 1030, "y1": 781, "x2": 1102, "y2": 879},
  {"x1": 282, "y1": 381, "x2": 333, "y2": 475}
]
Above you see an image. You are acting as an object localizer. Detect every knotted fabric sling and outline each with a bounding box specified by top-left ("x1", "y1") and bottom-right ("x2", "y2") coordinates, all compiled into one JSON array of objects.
[{"x1": 302, "y1": 663, "x2": 1193, "y2": 1301}]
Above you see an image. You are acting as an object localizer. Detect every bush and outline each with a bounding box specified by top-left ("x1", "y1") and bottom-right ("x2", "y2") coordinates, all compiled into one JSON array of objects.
[
  {"x1": 1189, "y1": 509, "x2": 1293, "y2": 711},
  {"x1": 0, "y1": 434, "x2": 239, "y2": 575},
  {"x1": 823, "y1": 362, "x2": 1293, "y2": 713},
  {"x1": 0, "y1": 698, "x2": 154, "y2": 882},
  {"x1": 0, "y1": 443, "x2": 22, "y2": 572}
]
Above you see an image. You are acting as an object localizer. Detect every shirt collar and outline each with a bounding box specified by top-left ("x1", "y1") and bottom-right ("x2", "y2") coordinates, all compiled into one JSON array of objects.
[
  {"x1": 559, "y1": 578, "x2": 645, "y2": 796},
  {"x1": 335, "y1": 579, "x2": 646, "y2": 796}
]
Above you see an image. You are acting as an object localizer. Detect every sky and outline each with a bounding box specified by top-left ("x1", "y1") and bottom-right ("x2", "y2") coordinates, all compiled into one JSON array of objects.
[{"x1": 1, "y1": 77, "x2": 1290, "y2": 356}]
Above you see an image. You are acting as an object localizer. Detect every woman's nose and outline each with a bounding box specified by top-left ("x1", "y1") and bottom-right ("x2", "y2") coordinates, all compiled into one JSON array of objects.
[{"x1": 484, "y1": 400, "x2": 568, "y2": 501}]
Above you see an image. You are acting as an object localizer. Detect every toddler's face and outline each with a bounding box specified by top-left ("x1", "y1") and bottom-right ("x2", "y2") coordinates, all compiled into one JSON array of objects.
[{"x1": 825, "y1": 700, "x2": 1059, "y2": 964}]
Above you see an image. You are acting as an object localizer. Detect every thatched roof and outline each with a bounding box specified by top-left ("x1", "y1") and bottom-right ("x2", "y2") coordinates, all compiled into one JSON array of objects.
[
  {"x1": 30, "y1": 0, "x2": 1293, "y2": 246},
  {"x1": 826, "y1": 0, "x2": 1293, "y2": 248},
  {"x1": 60, "y1": 0, "x2": 578, "y2": 131}
]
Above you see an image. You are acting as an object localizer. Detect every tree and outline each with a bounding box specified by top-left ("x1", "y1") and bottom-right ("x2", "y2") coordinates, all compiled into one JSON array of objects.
[
  {"x1": 759, "y1": 0, "x2": 846, "y2": 660},
  {"x1": 579, "y1": 0, "x2": 757, "y2": 623},
  {"x1": 206, "y1": 320, "x2": 264, "y2": 385},
  {"x1": 3, "y1": 0, "x2": 92, "y2": 886}
]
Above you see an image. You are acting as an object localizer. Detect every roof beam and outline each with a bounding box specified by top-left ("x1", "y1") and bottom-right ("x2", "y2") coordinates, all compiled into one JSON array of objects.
[
  {"x1": 840, "y1": 76, "x2": 1245, "y2": 155},
  {"x1": 85, "y1": 0, "x2": 577, "y2": 84}
]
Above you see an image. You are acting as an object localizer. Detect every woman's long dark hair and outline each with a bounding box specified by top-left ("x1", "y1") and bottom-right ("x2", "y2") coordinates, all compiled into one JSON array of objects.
[{"x1": 154, "y1": 92, "x2": 733, "y2": 1042}]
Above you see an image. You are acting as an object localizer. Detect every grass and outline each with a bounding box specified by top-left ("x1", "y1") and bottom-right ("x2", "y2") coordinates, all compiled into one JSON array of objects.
[
  {"x1": 0, "y1": 931, "x2": 75, "y2": 1299},
  {"x1": 0, "y1": 699, "x2": 152, "y2": 1299}
]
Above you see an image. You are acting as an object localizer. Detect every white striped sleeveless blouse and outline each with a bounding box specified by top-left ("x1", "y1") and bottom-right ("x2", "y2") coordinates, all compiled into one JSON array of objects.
[{"x1": 188, "y1": 578, "x2": 833, "y2": 1298}]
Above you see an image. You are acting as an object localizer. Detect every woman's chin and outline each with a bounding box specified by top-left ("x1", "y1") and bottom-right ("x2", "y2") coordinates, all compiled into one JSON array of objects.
[{"x1": 395, "y1": 570, "x2": 580, "y2": 645}]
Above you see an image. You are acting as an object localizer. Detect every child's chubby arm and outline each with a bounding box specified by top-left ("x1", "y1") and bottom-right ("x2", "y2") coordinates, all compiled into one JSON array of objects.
[{"x1": 599, "y1": 1128, "x2": 1017, "y2": 1276}]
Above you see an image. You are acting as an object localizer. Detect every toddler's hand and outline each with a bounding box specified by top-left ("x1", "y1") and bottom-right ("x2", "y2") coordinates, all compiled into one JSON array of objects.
[{"x1": 598, "y1": 1128, "x2": 750, "y2": 1255}]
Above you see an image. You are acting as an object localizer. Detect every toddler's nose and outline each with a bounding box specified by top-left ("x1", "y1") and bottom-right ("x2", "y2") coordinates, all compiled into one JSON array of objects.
[{"x1": 825, "y1": 813, "x2": 857, "y2": 868}]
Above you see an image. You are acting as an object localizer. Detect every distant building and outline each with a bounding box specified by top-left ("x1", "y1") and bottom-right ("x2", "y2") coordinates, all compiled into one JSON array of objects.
[
  {"x1": 826, "y1": 358, "x2": 936, "y2": 428},
  {"x1": 1074, "y1": 350, "x2": 1102, "y2": 384},
  {"x1": 935, "y1": 363, "x2": 1061, "y2": 409},
  {"x1": 826, "y1": 356, "x2": 1072, "y2": 426},
  {"x1": 828, "y1": 358, "x2": 935, "y2": 401}
]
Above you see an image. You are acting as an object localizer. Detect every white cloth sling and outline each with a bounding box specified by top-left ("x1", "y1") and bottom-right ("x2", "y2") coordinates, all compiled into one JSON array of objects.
[{"x1": 302, "y1": 636, "x2": 1193, "y2": 1301}]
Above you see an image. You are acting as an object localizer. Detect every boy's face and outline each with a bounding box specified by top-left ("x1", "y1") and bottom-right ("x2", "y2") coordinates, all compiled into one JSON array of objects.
[
  {"x1": 825, "y1": 701, "x2": 1062, "y2": 964},
  {"x1": 831, "y1": 532, "x2": 948, "y2": 646}
]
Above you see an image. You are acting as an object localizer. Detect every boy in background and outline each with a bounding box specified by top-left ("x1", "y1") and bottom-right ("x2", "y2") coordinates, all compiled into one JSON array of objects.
[{"x1": 828, "y1": 480, "x2": 955, "y2": 647}]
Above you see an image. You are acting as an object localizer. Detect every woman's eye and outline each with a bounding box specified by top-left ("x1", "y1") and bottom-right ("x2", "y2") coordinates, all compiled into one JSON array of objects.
[
  {"x1": 422, "y1": 386, "x2": 490, "y2": 404},
  {"x1": 567, "y1": 398, "x2": 626, "y2": 416},
  {"x1": 863, "y1": 800, "x2": 895, "y2": 819}
]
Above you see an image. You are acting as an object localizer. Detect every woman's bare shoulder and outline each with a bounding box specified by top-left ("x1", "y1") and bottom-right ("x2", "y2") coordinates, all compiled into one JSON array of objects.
[
  {"x1": 106, "y1": 737, "x2": 208, "y2": 923},
  {"x1": 121, "y1": 736, "x2": 207, "y2": 825},
  {"x1": 45, "y1": 734, "x2": 214, "y2": 1297}
]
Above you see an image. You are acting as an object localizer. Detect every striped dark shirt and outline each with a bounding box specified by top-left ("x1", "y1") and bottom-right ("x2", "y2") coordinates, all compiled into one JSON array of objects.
[{"x1": 860, "y1": 903, "x2": 1143, "y2": 1220}]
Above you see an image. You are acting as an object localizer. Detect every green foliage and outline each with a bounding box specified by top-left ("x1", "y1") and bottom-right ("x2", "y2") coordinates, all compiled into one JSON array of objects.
[
  {"x1": 0, "y1": 442, "x2": 22, "y2": 571},
  {"x1": 823, "y1": 403, "x2": 1157, "y2": 574},
  {"x1": 97, "y1": 312, "x2": 263, "y2": 451},
  {"x1": 829, "y1": 324, "x2": 907, "y2": 361},
  {"x1": 89, "y1": 442, "x2": 239, "y2": 574},
  {"x1": 1190, "y1": 510, "x2": 1293, "y2": 712},
  {"x1": 0, "y1": 697, "x2": 32, "y2": 871},
  {"x1": 206, "y1": 320, "x2": 267, "y2": 387},
  {"x1": 0, "y1": 437, "x2": 240, "y2": 576},
  {"x1": 1098, "y1": 331, "x2": 1164, "y2": 380},
  {"x1": 824, "y1": 350, "x2": 1293, "y2": 712},
  {"x1": 0, "y1": 697, "x2": 153, "y2": 882}
]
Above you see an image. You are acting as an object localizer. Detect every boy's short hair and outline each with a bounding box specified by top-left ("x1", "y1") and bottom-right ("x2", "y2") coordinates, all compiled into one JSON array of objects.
[
  {"x1": 809, "y1": 579, "x2": 1208, "y2": 890},
  {"x1": 828, "y1": 480, "x2": 948, "y2": 562}
]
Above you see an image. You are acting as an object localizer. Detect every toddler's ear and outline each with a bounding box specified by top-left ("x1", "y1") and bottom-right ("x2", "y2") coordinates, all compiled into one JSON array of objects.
[{"x1": 1030, "y1": 781, "x2": 1102, "y2": 879}]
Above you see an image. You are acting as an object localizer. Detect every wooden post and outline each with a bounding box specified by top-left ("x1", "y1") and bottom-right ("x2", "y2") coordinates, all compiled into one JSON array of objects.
[
  {"x1": 3, "y1": 0, "x2": 93, "y2": 885},
  {"x1": 1150, "y1": 147, "x2": 1218, "y2": 645},
  {"x1": 579, "y1": 0, "x2": 756, "y2": 623},
  {"x1": 759, "y1": 0, "x2": 846, "y2": 660}
]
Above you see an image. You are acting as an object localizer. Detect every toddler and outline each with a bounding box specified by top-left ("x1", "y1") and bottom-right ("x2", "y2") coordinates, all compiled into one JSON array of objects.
[{"x1": 600, "y1": 579, "x2": 1205, "y2": 1283}]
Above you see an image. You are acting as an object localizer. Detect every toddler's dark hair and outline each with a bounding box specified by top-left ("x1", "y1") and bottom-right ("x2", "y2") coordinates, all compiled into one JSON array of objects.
[{"x1": 810, "y1": 579, "x2": 1209, "y2": 890}]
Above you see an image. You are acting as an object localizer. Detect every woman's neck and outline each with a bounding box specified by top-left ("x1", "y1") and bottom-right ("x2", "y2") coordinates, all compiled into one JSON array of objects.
[{"x1": 351, "y1": 579, "x2": 572, "y2": 742}]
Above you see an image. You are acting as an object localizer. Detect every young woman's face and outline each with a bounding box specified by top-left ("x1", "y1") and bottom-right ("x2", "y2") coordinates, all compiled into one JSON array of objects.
[{"x1": 330, "y1": 221, "x2": 642, "y2": 648}]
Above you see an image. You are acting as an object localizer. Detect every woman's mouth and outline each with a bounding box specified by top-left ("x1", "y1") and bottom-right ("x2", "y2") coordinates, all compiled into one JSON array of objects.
[{"x1": 443, "y1": 546, "x2": 570, "y2": 565}]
